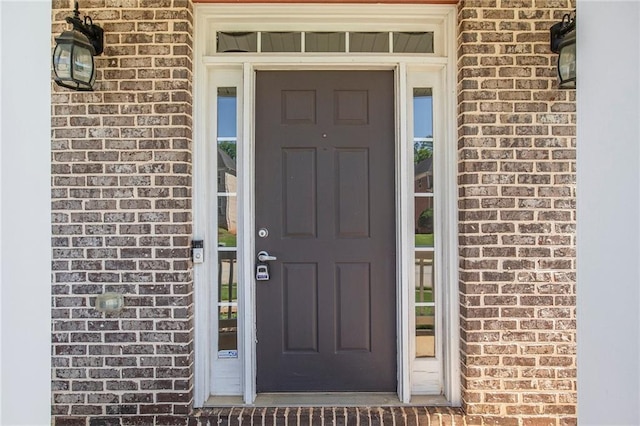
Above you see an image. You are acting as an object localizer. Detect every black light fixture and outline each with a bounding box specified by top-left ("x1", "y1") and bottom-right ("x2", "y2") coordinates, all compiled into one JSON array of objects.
[
  {"x1": 550, "y1": 12, "x2": 576, "y2": 89},
  {"x1": 52, "y1": 1, "x2": 104, "y2": 91}
]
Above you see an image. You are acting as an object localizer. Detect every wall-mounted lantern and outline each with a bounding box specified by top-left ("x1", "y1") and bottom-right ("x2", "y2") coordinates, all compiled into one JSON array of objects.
[
  {"x1": 52, "y1": 1, "x2": 103, "y2": 91},
  {"x1": 550, "y1": 12, "x2": 576, "y2": 89}
]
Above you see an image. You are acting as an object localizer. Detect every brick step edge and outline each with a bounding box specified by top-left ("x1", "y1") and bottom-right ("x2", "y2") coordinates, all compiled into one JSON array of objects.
[
  {"x1": 54, "y1": 407, "x2": 470, "y2": 426},
  {"x1": 192, "y1": 406, "x2": 466, "y2": 425}
]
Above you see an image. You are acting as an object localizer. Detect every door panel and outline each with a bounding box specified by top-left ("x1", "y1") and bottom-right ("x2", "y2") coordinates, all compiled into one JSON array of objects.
[
  {"x1": 336, "y1": 262, "x2": 371, "y2": 351},
  {"x1": 282, "y1": 148, "x2": 317, "y2": 237},
  {"x1": 256, "y1": 71, "x2": 396, "y2": 392},
  {"x1": 336, "y1": 148, "x2": 370, "y2": 237},
  {"x1": 283, "y1": 263, "x2": 318, "y2": 352}
]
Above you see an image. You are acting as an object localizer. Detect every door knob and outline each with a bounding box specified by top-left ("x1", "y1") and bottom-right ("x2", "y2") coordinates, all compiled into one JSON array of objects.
[{"x1": 257, "y1": 251, "x2": 277, "y2": 262}]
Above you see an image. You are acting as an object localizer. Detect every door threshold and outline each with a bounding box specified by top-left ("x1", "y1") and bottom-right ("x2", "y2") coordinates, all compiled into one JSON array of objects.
[
  {"x1": 256, "y1": 393, "x2": 401, "y2": 407},
  {"x1": 204, "y1": 393, "x2": 449, "y2": 407}
]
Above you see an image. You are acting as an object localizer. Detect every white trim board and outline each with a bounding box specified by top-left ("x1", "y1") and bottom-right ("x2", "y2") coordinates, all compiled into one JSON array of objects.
[{"x1": 193, "y1": 3, "x2": 459, "y2": 407}]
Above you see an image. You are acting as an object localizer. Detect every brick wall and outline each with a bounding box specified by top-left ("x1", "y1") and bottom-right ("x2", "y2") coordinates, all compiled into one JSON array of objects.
[
  {"x1": 457, "y1": 0, "x2": 576, "y2": 424},
  {"x1": 51, "y1": 0, "x2": 194, "y2": 423},
  {"x1": 50, "y1": 0, "x2": 576, "y2": 424}
]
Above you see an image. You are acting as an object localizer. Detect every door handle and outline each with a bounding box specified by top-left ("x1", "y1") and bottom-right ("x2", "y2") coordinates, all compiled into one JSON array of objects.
[{"x1": 257, "y1": 251, "x2": 277, "y2": 262}]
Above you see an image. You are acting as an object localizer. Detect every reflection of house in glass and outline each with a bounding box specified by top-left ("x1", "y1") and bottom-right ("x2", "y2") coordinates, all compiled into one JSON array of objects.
[
  {"x1": 414, "y1": 157, "x2": 433, "y2": 234},
  {"x1": 218, "y1": 148, "x2": 237, "y2": 234}
]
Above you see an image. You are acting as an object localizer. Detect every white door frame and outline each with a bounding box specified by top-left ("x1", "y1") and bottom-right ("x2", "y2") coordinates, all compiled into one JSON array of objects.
[{"x1": 193, "y1": 3, "x2": 459, "y2": 406}]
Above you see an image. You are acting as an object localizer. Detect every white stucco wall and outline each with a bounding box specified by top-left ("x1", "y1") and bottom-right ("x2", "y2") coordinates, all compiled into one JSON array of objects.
[
  {"x1": 0, "y1": 1, "x2": 52, "y2": 425},
  {"x1": 577, "y1": 1, "x2": 640, "y2": 424}
]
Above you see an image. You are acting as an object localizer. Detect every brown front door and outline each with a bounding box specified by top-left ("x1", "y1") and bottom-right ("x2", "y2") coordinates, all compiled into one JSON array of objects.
[{"x1": 255, "y1": 71, "x2": 396, "y2": 392}]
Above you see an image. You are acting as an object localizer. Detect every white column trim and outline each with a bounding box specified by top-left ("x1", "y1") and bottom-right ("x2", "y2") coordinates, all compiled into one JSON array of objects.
[
  {"x1": 0, "y1": 1, "x2": 52, "y2": 424},
  {"x1": 396, "y1": 61, "x2": 412, "y2": 403},
  {"x1": 241, "y1": 62, "x2": 257, "y2": 404}
]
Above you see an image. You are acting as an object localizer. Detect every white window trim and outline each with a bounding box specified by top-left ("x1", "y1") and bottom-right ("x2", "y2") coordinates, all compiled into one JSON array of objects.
[{"x1": 193, "y1": 3, "x2": 459, "y2": 407}]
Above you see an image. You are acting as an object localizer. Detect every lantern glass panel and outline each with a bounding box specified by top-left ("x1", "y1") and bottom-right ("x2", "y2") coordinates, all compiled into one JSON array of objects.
[
  {"x1": 73, "y1": 45, "x2": 94, "y2": 83},
  {"x1": 53, "y1": 43, "x2": 72, "y2": 79},
  {"x1": 558, "y1": 43, "x2": 576, "y2": 81}
]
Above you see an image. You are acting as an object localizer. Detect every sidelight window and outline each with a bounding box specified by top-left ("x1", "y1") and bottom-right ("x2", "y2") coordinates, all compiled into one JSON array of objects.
[
  {"x1": 407, "y1": 72, "x2": 454, "y2": 398},
  {"x1": 205, "y1": 80, "x2": 245, "y2": 397},
  {"x1": 413, "y1": 88, "x2": 435, "y2": 359},
  {"x1": 216, "y1": 87, "x2": 239, "y2": 359}
]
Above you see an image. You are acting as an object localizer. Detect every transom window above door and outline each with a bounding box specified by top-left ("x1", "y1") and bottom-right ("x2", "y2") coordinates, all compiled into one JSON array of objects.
[{"x1": 216, "y1": 31, "x2": 434, "y2": 54}]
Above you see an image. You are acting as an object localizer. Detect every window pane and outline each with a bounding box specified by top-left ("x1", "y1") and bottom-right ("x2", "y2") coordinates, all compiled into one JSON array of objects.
[
  {"x1": 415, "y1": 197, "x2": 433, "y2": 248},
  {"x1": 218, "y1": 196, "x2": 237, "y2": 247},
  {"x1": 415, "y1": 249, "x2": 435, "y2": 358},
  {"x1": 218, "y1": 87, "x2": 238, "y2": 193},
  {"x1": 413, "y1": 88, "x2": 433, "y2": 140},
  {"x1": 349, "y1": 32, "x2": 389, "y2": 52},
  {"x1": 413, "y1": 88, "x2": 434, "y2": 193},
  {"x1": 217, "y1": 88, "x2": 237, "y2": 200},
  {"x1": 413, "y1": 88, "x2": 433, "y2": 200},
  {"x1": 261, "y1": 32, "x2": 302, "y2": 52},
  {"x1": 415, "y1": 251, "x2": 434, "y2": 303},
  {"x1": 414, "y1": 87, "x2": 434, "y2": 249},
  {"x1": 218, "y1": 308, "x2": 238, "y2": 357},
  {"x1": 218, "y1": 251, "x2": 238, "y2": 357},
  {"x1": 218, "y1": 251, "x2": 238, "y2": 305},
  {"x1": 415, "y1": 305, "x2": 435, "y2": 358},
  {"x1": 217, "y1": 31, "x2": 257, "y2": 53},
  {"x1": 305, "y1": 32, "x2": 345, "y2": 52},
  {"x1": 414, "y1": 159, "x2": 433, "y2": 194},
  {"x1": 217, "y1": 87, "x2": 237, "y2": 138},
  {"x1": 217, "y1": 140, "x2": 237, "y2": 194},
  {"x1": 393, "y1": 32, "x2": 434, "y2": 53}
]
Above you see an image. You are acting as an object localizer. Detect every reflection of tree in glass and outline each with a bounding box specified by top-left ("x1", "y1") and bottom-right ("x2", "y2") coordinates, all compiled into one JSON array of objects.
[
  {"x1": 414, "y1": 139, "x2": 433, "y2": 164},
  {"x1": 418, "y1": 208, "x2": 433, "y2": 234},
  {"x1": 219, "y1": 141, "x2": 237, "y2": 160}
]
